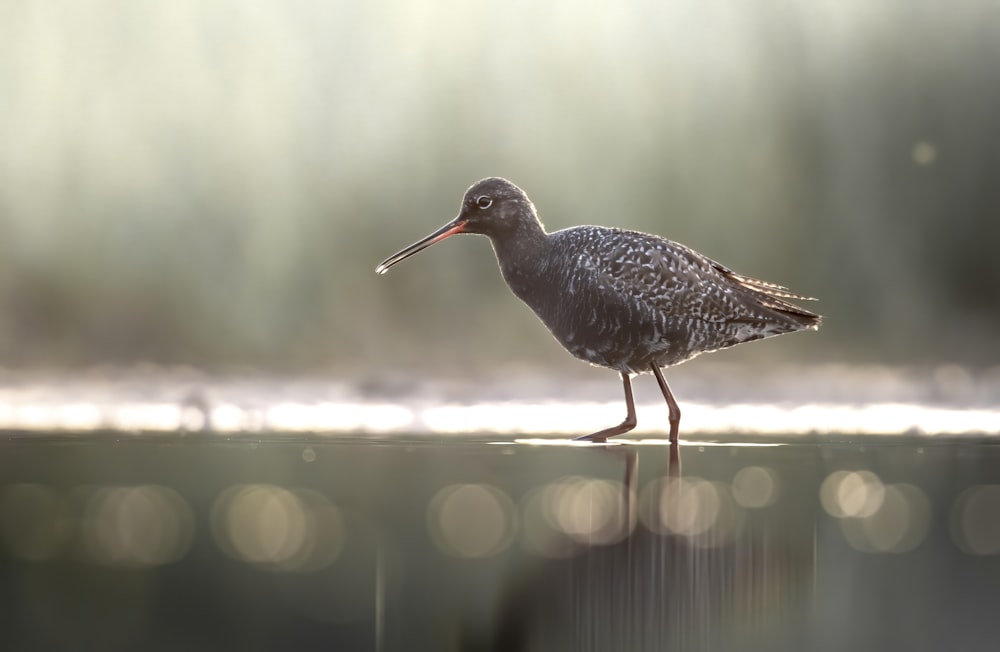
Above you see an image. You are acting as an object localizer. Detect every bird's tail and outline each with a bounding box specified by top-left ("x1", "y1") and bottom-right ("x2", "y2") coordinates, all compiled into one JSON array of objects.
[{"x1": 729, "y1": 272, "x2": 823, "y2": 331}]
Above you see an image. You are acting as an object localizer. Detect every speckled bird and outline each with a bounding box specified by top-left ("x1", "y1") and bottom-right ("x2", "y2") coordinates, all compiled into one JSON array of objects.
[{"x1": 375, "y1": 177, "x2": 821, "y2": 442}]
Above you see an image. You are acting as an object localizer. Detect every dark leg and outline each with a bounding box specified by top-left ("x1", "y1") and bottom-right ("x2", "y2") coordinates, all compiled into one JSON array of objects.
[
  {"x1": 650, "y1": 364, "x2": 680, "y2": 443},
  {"x1": 667, "y1": 441, "x2": 680, "y2": 477},
  {"x1": 618, "y1": 448, "x2": 637, "y2": 538},
  {"x1": 574, "y1": 372, "x2": 636, "y2": 443}
]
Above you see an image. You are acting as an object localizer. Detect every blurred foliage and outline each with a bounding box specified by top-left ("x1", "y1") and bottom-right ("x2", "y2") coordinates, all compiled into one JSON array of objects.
[{"x1": 0, "y1": 0, "x2": 997, "y2": 371}]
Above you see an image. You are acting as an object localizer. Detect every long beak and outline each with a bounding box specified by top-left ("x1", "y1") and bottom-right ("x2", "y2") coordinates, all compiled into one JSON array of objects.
[{"x1": 375, "y1": 217, "x2": 468, "y2": 275}]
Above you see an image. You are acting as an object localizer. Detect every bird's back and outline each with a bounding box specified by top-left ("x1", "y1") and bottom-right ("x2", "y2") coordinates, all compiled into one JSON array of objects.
[{"x1": 507, "y1": 226, "x2": 820, "y2": 373}]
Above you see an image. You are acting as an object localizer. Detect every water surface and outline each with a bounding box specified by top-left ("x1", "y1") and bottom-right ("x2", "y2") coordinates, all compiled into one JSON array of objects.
[{"x1": 1, "y1": 432, "x2": 997, "y2": 651}]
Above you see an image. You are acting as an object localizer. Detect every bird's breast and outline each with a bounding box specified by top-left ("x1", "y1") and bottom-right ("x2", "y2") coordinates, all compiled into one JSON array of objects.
[{"x1": 506, "y1": 262, "x2": 660, "y2": 371}]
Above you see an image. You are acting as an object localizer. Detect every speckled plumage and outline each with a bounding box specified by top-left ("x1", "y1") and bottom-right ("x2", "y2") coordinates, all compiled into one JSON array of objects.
[
  {"x1": 376, "y1": 177, "x2": 821, "y2": 442},
  {"x1": 497, "y1": 224, "x2": 819, "y2": 373}
]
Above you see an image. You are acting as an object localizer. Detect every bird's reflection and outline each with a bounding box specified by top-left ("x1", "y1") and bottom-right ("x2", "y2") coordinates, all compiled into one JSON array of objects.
[{"x1": 482, "y1": 442, "x2": 811, "y2": 652}]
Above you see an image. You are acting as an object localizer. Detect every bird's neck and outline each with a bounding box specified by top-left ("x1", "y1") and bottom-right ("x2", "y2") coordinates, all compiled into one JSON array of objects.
[{"x1": 490, "y1": 221, "x2": 550, "y2": 302}]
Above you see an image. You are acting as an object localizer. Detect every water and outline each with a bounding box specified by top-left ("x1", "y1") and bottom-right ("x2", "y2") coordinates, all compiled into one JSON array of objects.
[{"x1": 1, "y1": 432, "x2": 997, "y2": 651}]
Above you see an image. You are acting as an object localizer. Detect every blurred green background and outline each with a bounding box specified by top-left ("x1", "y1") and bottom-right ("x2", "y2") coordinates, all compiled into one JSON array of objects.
[{"x1": 0, "y1": 0, "x2": 997, "y2": 373}]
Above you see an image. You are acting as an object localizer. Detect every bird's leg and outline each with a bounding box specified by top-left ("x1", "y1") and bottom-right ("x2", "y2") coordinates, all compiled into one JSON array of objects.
[
  {"x1": 650, "y1": 364, "x2": 681, "y2": 443},
  {"x1": 667, "y1": 441, "x2": 681, "y2": 477},
  {"x1": 575, "y1": 372, "x2": 636, "y2": 443}
]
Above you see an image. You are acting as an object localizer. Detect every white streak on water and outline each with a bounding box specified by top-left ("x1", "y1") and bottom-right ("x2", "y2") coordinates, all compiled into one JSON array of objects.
[{"x1": 0, "y1": 398, "x2": 996, "y2": 436}]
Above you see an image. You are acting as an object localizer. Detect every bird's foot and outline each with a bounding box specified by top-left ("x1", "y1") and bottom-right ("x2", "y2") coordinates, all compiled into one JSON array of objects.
[
  {"x1": 573, "y1": 421, "x2": 635, "y2": 443},
  {"x1": 574, "y1": 433, "x2": 609, "y2": 444}
]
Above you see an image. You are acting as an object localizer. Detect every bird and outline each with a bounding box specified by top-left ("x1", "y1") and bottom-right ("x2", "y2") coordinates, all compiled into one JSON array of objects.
[{"x1": 375, "y1": 177, "x2": 821, "y2": 443}]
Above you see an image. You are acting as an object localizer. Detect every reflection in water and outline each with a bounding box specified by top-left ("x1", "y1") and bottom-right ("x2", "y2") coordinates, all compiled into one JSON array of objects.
[
  {"x1": 950, "y1": 485, "x2": 1000, "y2": 555},
  {"x1": 428, "y1": 484, "x2": 517, "y2": 558},
  {"x1": 1, "y1": 437, "x2": 1000, "y2": 650},
  {"x1": 0, "y1": 483, "x2": 194, "y2": 567},
  {"x1": 545, "y1": 476, "x2": 631, "y2": 546},
  {"x1": 81, "y1": 485, "x2": 195, "y2": 566},
  {"x1": 485, "y1": 444, "x2": 811, "y2": 652},
  {"x1": 838, "y1": 483, "x2": 931, "y2": 554},
  {"x1": 821, "y1": 469, "x2": 886, "y2": 518},
  {"x1": 0, "y1": 484, "x2": 72, "y2": 561},
  {"x1": 211, "y1": 485, "x2": 346, "y2": 571},
  {"x1": 490, "y1": 528, "x2": 808, "y2": 651},
  {"x1": 820, "y1": 470, "x2": 932, "y2": 553},
  {"x1": 493, "y1": 536, "x2": 809, "y2": 652},
  {"x1": 731, "y1": 465, "x2": 780, "y2": 508}
]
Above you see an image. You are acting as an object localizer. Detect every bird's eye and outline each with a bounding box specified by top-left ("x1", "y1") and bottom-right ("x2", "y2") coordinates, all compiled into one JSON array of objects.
[{"x1": 476, "y1": 196, "x2": 493, "y2": 209}]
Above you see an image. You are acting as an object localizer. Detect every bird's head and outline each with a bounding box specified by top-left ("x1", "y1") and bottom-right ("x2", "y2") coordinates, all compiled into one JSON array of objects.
[{"x1": 375, "y1": 177, "x2": 541, "y2": 274}]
